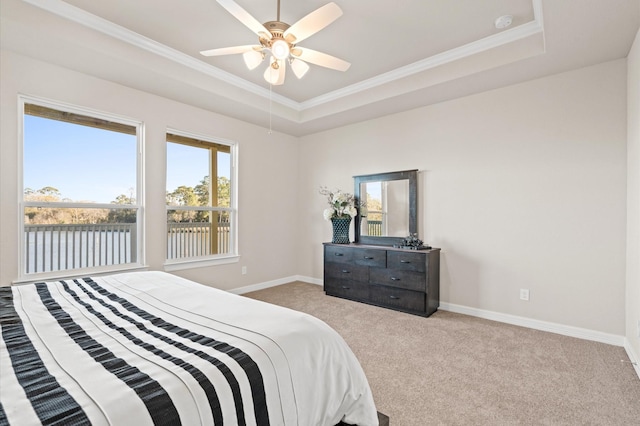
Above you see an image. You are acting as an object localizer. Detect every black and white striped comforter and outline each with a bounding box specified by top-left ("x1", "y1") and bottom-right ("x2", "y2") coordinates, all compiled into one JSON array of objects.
[{"x1": 0, "y1": 271, "x2": 378, "y2": 426}]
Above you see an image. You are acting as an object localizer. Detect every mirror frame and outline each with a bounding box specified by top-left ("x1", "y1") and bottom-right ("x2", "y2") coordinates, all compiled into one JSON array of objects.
[{"x1": 354, "y1": 169, "x2": 418, "y2": 246}]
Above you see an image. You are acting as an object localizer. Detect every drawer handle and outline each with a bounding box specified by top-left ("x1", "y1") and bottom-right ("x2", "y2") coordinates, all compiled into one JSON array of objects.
[
  {"x1": 334, "y1": 253, "x2": 344, "y2": 256},
  {"x1": 341, "y1": 286, "x2": 351, "y2": 290},
  {"x1": 341, "y1": 270, "x2": 350, "y2": 274},
  {"x1": 400, "y1": 260, "x2": 411, "y2": 263},
  {"x1": 389, "y1": 295, "x2": 400, "y2": 300},
  {"x1": 391, "y1": 277, "x2": 400, "y2": 281},
  {"x1": 364, "y1": 256, "x2": 374, "y2": 260}
]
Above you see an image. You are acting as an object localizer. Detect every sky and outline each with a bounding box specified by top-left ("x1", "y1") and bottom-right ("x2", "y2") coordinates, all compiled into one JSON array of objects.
[
  {"x1": 24, "y1": 115, "x2": 230, "y2": 204},
  {"x1": 363, "y1": 181, "x2": 382, "y2": 201}
]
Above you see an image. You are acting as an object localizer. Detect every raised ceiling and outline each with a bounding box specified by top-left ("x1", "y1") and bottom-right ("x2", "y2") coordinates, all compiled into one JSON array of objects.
[{"x1": 1, "y1": 0, "x2": 639, "y2": 136}]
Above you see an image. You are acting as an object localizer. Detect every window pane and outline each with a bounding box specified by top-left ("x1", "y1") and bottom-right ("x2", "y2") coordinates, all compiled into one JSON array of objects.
[
  {"x1": 24, "y1": 207, "x2": 138, "y2": 274},
  {"x1": 22, "y1": 102, "x2": 141, "y2": 276},
  {"x1": 166, "y1": 133, "x2": 235, "y2": 263},
  {"x1": 24, "y1": 111, "x2": 137, "y2": 204},
  {"x1": 166, "y1": 143, "x2": 210, "y2": 207},
  {"x1": 166, "y1": 210, "x2": 230, "y2": 259},
  {"x1": 216, "y1": 152, "x2": 231, "y2": 208}
]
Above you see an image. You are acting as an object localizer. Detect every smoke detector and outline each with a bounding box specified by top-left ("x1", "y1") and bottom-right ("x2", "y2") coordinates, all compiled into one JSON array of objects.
[{"x1": 494, "y1": 15, "x2": 513, "y2": 29}]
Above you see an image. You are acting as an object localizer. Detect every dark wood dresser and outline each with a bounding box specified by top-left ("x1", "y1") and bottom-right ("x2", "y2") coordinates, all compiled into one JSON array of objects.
[{"x1": 323, "y1": 243, "x2": 440, "y2": 317}]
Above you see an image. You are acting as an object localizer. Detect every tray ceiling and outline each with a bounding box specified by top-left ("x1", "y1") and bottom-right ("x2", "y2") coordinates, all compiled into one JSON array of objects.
[{"x1": 1, "y1": 0, "x2": 638, "y2": 135}]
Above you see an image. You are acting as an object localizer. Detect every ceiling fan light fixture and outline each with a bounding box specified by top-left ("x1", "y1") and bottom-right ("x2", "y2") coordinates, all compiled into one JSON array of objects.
[
  {"x1": 264, "y1": 64, "x2": 277, "y2": 84},
  {"x1": 243, "y1": 50, "x2": 264, "y2": 70},
  {"x1": 291, "y1": 58, "x2": 310, "y2": 79},
  {"x1": 271, "y1": 39, "x2": 290, "y2": 60},
  {"x1": 264, "y1": 58, "x2": 285, "y2": 85}
]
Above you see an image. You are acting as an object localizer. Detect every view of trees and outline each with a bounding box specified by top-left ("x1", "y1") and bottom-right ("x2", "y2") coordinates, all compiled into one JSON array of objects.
[
  {"x1": 166, "y1": 176, "x2": 230, "y2": 223},
  {"x1": 24, "y1": 187, "x2": 112, "y2": 225},
  {"x1": 364, "y1": 193, "x2": 383, "y2": 221},
  {"x1": 24, "y1": 175, "x2": 230, "y2": 224}
]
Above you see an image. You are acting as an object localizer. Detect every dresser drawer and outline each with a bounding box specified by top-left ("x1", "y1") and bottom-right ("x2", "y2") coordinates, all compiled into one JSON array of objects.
[
  {"x1": 352, "y1": 248, "x2": 386, "y2": 268},
  {"x1": 369, "y1": 268, "x2": 425, "y2": 292},
  {"x1": 325, "y1": 262, "x2": 369, "y2": 282},
  {"x1": 369, "y1": 285, "x2": 426, "y2": 313},
  {"x1": 325, "y1": 279, "x2": 369, "y2": 301},
  {"x1": 387, "y1": 251, "x2": 426, "y2": 272},
  {"x1": 325, "y1": 245, "x2": 354, "y2": 264}
]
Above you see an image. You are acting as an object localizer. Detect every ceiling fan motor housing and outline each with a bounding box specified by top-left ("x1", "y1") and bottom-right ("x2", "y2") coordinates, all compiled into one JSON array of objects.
[
  {"x1": 261, "y1": 21, "x2": 296, "y2": 66},
  {"x1": 264, "y1": 21, "x2": 291, "y2": 40}
]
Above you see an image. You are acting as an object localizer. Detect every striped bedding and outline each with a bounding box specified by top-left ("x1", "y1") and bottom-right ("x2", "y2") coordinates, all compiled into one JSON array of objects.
[{"x1": 0, "y1": 271, "x2": 378, "y2": 426}]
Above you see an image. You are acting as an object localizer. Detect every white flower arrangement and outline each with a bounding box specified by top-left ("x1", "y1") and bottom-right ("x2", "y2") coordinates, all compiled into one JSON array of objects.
[{"x1": 319, "y1": 186, "x2": 358, "y2": 221}]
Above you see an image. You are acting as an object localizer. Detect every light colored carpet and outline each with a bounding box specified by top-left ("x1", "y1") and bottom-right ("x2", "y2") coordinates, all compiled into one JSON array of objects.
[{"x1": 244, "y1": 282, "x2": 640, "y2": 426}]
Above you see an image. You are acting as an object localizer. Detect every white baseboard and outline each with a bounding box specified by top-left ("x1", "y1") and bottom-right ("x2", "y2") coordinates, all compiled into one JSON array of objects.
[
  {"x1": 297, "y1": 275, "x2": 323, "y2": 286},
  {"x1": 623, "y1": 339, "x2": 640, "y2": 380},
  {"x1": 440, "y1": 302, "x2": 625, "y2": 347},
  {"x1": 229, "y1": 275, "x2": 321, "y2": 295}
]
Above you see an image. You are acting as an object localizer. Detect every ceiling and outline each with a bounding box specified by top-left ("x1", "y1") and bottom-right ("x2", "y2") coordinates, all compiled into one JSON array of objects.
[{"x1": 1, "y1": 0, "x2": 639, "y2": 136}]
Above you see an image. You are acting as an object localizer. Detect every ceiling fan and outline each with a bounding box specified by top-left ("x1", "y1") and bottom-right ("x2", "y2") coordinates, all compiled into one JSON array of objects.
[{"x1": 200, "y1": 0, "x2": 351, "y2": 85}]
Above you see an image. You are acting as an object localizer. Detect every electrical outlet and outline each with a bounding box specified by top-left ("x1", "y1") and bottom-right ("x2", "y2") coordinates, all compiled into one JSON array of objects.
[
  {"x1": 637, "y1": 320, "x2": 640, "y2": 338},
  {"x1": 241, "y1": 266, "x2": 247, "y2": 275},
  {"x1": 520, "y1": 289, "x2": 530, "y2": 301}
]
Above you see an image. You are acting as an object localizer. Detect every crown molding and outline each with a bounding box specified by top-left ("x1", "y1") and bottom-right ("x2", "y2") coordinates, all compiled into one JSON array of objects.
[
  {"x1": 20, "y1": 0, "x2": 300, "y2": 110},
  {"x1": 21, "y1": 0, "x2": 544, "y2": 117},
  {"x1": 301, "y1": 13, "x2": 545, "y2": 110}
]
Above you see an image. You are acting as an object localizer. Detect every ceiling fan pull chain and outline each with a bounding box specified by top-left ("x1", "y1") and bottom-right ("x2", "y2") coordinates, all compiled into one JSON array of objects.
[{"x1": 268, "y1": 81, "x2": 273, "y2": 134}]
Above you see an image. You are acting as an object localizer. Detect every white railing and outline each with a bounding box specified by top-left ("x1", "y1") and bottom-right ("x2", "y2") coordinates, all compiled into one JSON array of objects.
[
  {"x1": 25, "y1": 221, "x2": 231, "y2": 274},
  {"x1": 367, "y1": 220, "x2": 383, "y2": 236},
  {"x1": 166, "y1": 221, "x2": 230, "y2": 260},
  {"x1": 25, "y1": 223, "x2": 136, "y2": 274}
]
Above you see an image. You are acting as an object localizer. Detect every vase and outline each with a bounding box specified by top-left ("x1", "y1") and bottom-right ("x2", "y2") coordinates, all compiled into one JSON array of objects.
[{"x1": 331, "y1": 217, "x2": 351, "y2": 244}]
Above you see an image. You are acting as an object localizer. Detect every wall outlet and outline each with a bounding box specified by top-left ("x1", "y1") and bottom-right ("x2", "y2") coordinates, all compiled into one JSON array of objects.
[
  {"x1": 637, "y1": 319, "x2": 640, "y2": 338},
  {"x1": 520, "y1": 289, "x2": 530, "y2": 301},
  {"x1": 241, "y1": 266, "x2": 247, "y2": 275}
]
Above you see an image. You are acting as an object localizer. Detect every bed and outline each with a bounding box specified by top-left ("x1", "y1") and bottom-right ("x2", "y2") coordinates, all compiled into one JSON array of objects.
[{"x1": 0, "y1": 271, "x2": 379, "y2": 425}]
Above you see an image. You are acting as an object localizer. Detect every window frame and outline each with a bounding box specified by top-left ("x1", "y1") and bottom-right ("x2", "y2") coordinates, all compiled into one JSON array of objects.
[
  {"x1": 18, "y1": 95, "x2": 145, "y2": 281},
  {"x1": 164, "y1": 128, "x2": 239, "y2": 271}
]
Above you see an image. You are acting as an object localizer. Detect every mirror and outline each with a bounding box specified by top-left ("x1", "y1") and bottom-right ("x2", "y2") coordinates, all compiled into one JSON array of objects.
[{"x1": 354, "y1": 169, "x2": 417, "y2": 246}]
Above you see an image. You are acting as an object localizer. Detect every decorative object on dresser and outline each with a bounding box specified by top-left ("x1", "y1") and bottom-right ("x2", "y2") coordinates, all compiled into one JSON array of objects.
[
  {"x1": 330, "y1": 216, "x2": 352, "y2": 244},
  {"x1": 396, "y1": 233, "x2": 431, "y2": 250},
  {"x1": 324, "y1": 243, "x2": 440, "y2": 316},
  {"x1": 319, "y1": 186, "x2": 358, "y2": 244}
]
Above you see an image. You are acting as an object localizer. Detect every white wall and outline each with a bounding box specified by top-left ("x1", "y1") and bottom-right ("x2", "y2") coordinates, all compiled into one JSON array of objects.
[
  {"x1": 0, "y1": 50, "x2": 300, "y2": 291},
  {"x1": 298, "y1": 60, "x2": 628, "y2": 336},
  {"x1": 627, "y1": 29, "x2": 640, "y2": 365},
  {"x1": 0, "y1": 49, "x2": 632, "y2": 340}
]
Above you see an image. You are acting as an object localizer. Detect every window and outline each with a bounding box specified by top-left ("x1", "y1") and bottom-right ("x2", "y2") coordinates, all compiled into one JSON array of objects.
[
  {"x1": 20, "y1": 98, "x2": 143, "y2": 278},
  {"x1": 165, "y1": 131, "x2": 236, "y2": 266}
]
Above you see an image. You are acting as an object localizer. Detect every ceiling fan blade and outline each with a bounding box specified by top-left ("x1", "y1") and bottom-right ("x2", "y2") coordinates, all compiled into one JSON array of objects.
[
  {"x1": 216, "y1": 0, "x2": 272, "y2": 39},
  {"x1": 293, "y1": 47, "x2": 350, "y2": 71},
  {"x1": 200, "y1": 45, "x2": 258, "y2": 56},
  {"x1": 283, "y1": 2, "x2": 342, "y2": 44}
]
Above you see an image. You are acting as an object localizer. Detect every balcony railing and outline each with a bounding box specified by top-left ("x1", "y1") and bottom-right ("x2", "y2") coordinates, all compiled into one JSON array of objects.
[
  {"x1": 366, "y1": 220, "x2": 383, "y2": 236},
  {"x1": 167, "y1": 221, "x2": 230, "y2": 260},
  {"x1": 24, "y1": 221, "x2": 231, "y2": 274},
  {"x1": 25, "y1": 223, "x2": 137, "y2": 274}
]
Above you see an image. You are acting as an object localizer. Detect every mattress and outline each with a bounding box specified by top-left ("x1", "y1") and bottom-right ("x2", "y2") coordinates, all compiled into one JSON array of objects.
[{"x1": 0, "y1": 271, "x2": 378, "y2": 425}]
